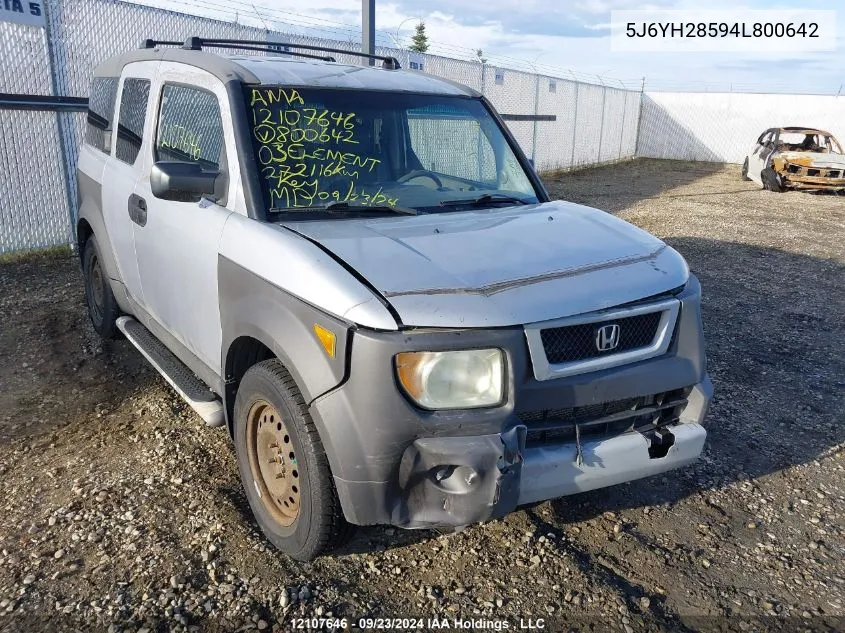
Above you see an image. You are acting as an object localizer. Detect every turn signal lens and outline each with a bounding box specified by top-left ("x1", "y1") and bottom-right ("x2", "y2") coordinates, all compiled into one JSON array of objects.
[
  {"x1": 313, "y1": 324, "x2": 336, "y2": 358},
  {"x1": 395, "y1": 349, "x2": 504, "y2": 410}
]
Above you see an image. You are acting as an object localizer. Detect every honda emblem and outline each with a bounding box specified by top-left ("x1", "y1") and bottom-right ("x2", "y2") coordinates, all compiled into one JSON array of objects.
[{"x1": 595, "y1": 323, "x2": 620, "y2": 352}]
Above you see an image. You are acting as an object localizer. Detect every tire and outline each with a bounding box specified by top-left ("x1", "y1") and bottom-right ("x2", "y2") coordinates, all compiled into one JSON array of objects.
[
  {"x1": 761, "y1": 167, "x2": 784, "y2": 192},
  {"x1": 234, "y1": 359, "x2": 353, "y2": 560},
  {"x1": 741, "y1": 158, "x2": 750, "y2": 181},
  {"x1": 82, "y1": 235, "x2": 119, "y2": 338}
]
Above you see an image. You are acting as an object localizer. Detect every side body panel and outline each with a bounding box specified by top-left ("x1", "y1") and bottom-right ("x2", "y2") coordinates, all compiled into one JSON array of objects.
[
  {"x1": 101, "y1": 62, "x2": 160, "y2": 307},
  {"x1": 747, "y1": 129, "x2": 774, "y2": 185},
  {"x1": 76, "y1": 147, "x2": 122, "y2": 283},
  {"x1": 131, "y1": 63, "x2": 242, "y2": 372}
]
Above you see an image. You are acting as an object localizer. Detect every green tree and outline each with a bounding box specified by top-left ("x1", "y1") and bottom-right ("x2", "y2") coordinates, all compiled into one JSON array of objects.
[{"x1": 408, "y1": 21, "x2": 429, "y2": 53}]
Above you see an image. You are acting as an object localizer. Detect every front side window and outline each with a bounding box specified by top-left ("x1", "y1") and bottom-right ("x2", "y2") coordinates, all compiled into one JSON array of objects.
[
  {"x1": 85, "y1": 77, "x2": 118, "y2": 154},
  {"x1": 115, "y1": 78, "x2": 151, "y2": 165},
  {"x1": 244, "y1": 86, "x2": 538, "y2": 215},
  {"x1": 155, "y1": 84, "x2": 224, "y2": 170}
]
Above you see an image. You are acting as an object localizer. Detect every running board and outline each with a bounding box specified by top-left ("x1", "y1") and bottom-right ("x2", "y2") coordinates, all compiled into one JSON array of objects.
[{"x1": 116, "y1": 316, "x2": 225, "y2": 427}]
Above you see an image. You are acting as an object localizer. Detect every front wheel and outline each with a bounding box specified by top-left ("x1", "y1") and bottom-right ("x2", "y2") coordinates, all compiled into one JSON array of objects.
[
  {"x1": 761, "y1": 167, "x2": 784, "y2": 192},
  {"x1": 234, "y1": 359, "x2": 353, "y2": 560}
]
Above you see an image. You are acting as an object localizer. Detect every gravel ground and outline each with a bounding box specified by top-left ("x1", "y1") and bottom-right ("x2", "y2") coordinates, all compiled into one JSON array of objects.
[{"x1": 0, "y1": 158, "x2": 843, "y2": 633}]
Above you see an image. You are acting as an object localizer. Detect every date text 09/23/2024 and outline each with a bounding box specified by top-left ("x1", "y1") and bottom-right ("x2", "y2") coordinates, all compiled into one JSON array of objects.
[{"x1": 290, "y1": 617, "x2": 548, "y2": 630}]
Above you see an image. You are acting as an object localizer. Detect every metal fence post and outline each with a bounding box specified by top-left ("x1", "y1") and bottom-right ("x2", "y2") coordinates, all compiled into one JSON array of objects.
[
  {"x1": 618, "y1": 91, "x2": 628, "y2": 160},
  {"x1": 43, "y1": 0, "x2": 77, "y2": 250},
  {"x1": 569, "y1": 81, "x2": 580, "y2": 168},
  {"x1": 531, "y1": 73, "x2": 541, "y2": 166},
  {"x1": 596, "y1": 85, "x2": 607, "y2": 164},
  {"x1": 634, "y1": 77, "x2": 645, "y2": 157}
]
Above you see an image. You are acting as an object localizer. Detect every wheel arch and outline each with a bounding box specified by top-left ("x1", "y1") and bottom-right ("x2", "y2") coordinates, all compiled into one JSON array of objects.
[
  {"x1": 222, "y1": 331, "x2": 349, "y2": 516},
  {"x1": 223, "y1": 333, "x2": 275, "y2": 436},
  {"x1": 76, "y1": 217, "x2": 94, "y2": 260}
]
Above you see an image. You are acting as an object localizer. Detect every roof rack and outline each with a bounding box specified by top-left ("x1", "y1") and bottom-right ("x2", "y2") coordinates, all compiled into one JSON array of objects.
[
  {"x1": 141, "y1": 38, "x2": 335, "y2": 62},
  {"x1": 181, "y1": 37, "x2": 401, "y2": 69}
]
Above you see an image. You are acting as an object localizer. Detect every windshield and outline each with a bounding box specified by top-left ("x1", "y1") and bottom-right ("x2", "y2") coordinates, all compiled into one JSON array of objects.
[
  {"x1": 777, "y1": 132, "x2": 843, "y2": 154},
  {"x1": 244, "y1": 86, "x2": 540, "y2": 215}
]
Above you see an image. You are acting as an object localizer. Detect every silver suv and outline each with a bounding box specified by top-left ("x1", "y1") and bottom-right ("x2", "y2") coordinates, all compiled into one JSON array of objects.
[{"x1": 76, "y1": 38, "x2": 712, "y2": 560}]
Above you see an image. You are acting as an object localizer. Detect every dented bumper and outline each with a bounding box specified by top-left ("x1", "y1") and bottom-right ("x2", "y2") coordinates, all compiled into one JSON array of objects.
[
  {"x1": 309, "y1": 278, "x2": 710, "y2": 529},
  {"x1": 388, "y1": 378, "x2": 710, "y2": 528},
  {"x1": 773, "y1": 156, "x2": 845, "y2": 191}
]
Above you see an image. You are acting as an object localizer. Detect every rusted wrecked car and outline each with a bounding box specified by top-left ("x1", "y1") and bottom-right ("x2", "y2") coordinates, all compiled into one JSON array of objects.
[{"x1": 742, "y1": 127, "x2": 845, "y2": 193}]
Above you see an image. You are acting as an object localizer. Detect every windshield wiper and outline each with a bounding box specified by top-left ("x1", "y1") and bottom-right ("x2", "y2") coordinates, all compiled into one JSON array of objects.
[
  {"x1": 270, "y1": 201, "x2": 417, "y2": 216},
  {"x1": 440, "y1": 193, "x2": 531, "y2": 208},
  {"x1": 323, "y1": 201, "x2": 417, "y2": 215}
]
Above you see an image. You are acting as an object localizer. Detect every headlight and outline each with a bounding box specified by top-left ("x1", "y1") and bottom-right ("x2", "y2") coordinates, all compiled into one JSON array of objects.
[{"x1": 395, "y1": 349, "x2": 505, "y2": 410}]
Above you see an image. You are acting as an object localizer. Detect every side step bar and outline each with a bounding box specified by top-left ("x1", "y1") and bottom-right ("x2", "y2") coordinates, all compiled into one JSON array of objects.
[{"x1": 116, "y1": 317, "x2": 225, "y2": 427}]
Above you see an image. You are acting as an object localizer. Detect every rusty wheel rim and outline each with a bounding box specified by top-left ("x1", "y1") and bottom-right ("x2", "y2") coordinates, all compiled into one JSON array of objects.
[{"x1": 246, "y1": 400, "x2": 301, "y2": 526}]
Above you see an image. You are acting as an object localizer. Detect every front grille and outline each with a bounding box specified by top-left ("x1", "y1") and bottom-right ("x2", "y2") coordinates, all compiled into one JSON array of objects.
[
  {"x1": 517, "y1": 388, "x2": 689, "y2": 447},
  {"x1": 540, "y1": 311, "x2": 662, "y2": 364}
]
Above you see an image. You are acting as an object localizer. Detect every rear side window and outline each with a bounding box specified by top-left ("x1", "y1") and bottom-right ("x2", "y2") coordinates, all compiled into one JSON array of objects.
[
  {"x1": 155, "y1": 84, "x2": 224, "y2": 170},
  {"x1": 115, "y1": 78, "x2": 151, "y2": 165},
  {"x1": 85, "y1": 77, "x2": 118, "y2": 154}
]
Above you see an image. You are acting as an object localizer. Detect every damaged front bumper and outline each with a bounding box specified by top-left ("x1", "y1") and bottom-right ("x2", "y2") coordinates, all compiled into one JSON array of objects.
[
  {"x1": 391, "y1": 378, "x2": 710, "y2": 528},
  {"x1": 309, "y1": 276, "x2": 711, "y2": 529},
  {"x1": 774, "y1": 158, "x2": 845, "y2": 191}
]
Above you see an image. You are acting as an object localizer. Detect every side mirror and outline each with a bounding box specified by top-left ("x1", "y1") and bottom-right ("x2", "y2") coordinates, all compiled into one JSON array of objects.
[{"x1": 150, "y1": 161, "x2": 226, "y2": 202}]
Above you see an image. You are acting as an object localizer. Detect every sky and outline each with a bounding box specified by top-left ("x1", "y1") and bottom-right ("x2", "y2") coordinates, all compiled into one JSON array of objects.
[{"x1": 142, "y1": 0, "x2": 844, "y2": 94}]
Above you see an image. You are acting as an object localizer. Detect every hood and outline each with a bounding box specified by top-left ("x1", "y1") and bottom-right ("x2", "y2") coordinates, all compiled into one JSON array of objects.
[
  {"x1": 779, "y1": 152, "x2": 845, "y2": 169},
  {"x1": 280, "y1": 201, "x2": 689, "y2": 328}
]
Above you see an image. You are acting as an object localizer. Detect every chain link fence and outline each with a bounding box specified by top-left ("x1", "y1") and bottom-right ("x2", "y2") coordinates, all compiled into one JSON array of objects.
[{"x1": 0, "y1": 0, "x2": 642, "y2": 254}]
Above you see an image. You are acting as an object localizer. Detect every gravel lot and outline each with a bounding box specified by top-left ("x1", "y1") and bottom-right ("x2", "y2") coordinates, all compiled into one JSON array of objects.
[{"x1": 0, "y1": 158, "x2": 843, "y2": 632}]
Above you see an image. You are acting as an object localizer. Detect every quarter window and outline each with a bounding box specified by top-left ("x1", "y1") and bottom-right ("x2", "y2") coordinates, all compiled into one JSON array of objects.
[
  {"x1": 115, "y1": 78, "x2": 151, "y2": 165},
  {"x1": 85, "y1": 77, "x2": 118, "y2": 154},
  {"x1": 155, "y1": 84, "x2": 224, "y2": 170}
]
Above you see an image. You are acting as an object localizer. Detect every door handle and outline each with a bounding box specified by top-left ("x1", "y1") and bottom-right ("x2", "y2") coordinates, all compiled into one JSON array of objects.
[{"x1": 128, "y1": 194, "x2": 147, "y2": 227}]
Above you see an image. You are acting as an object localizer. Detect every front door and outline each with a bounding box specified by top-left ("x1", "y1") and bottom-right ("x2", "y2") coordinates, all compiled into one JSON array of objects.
[
  {"x1": 748, "y1": 130, "x2": 774, "y2": 181},
  {"x1": 131, "y1": 66, "x2": 235, "y2": 373}
]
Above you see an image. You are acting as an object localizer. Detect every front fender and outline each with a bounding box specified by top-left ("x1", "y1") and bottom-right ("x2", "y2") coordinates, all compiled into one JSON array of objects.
[{"x1": 218, "y1": 255, "x2": 352, "y2": 404}]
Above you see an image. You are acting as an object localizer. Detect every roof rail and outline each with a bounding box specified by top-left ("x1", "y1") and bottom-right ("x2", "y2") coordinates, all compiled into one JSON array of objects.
[
  {"x1": 140, "y1": 38, "x2": 334, "y2": 62},
  {"x1": 141, "y1": 39, "x2": 183, "y2": 49},
  {"x1": 181, "y1": 37, "x2": 402, "y2": 69}
]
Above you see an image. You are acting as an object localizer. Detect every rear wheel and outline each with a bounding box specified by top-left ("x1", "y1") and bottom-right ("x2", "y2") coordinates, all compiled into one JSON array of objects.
[
  {"x1": 82, "y1": 235, "x2": 119, "y2": 338},
  {"x1": 234, "y1": 359, "x2": 353, "y2": 560}
]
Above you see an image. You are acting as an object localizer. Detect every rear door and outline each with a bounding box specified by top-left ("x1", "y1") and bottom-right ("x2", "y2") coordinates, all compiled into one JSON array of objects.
[
  {"x1": 101, "y1": 64, "x2": 156, "y2": 304},
  {"x1": 131, "y1": 66, "x2": 236, "y2": 372}
]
